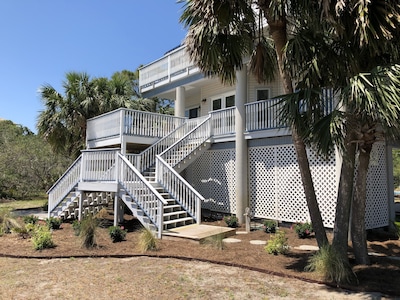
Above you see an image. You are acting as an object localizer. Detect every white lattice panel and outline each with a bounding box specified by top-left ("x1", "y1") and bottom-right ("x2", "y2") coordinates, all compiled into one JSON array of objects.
[
  {"x1": 185, "y1": 149, "x2": 236, "y2": 214},
  {"x1": 365, "y1": 142, "x2": 389, "y2": 229},
  {"x1": 249, "y1": 147, "x2": 277, "y2": 219},
  {"x1": 249, "y1": 144, "x2": 338, "y2": 227}
]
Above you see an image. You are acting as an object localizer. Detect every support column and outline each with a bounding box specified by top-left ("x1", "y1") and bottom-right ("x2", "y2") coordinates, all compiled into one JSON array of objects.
[
  {"x1": 175, "y1": 86, "x2": 185, "y2": 118},
  {"x1": 235, "y1": 67, "x2": 249, "y2": 224}
]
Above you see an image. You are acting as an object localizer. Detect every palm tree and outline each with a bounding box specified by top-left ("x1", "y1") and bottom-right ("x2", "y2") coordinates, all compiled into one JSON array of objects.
[
  {"x1": 37, "y1": 71, "x2": 136, "y2": 158},
  {"x1": 282, "y1": 0, "x2": 400, "y2": 264},
  {"x1": 180, "y1": 0, "x2": 329, "y2": 248}
]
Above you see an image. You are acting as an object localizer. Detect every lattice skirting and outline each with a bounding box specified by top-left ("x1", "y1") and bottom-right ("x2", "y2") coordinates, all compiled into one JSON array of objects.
[{"x1": 183, "y1": 141, "x2": 389, "y2": 229}]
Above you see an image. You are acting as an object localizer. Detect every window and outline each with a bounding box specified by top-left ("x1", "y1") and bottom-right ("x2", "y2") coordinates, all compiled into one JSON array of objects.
[
  {"x1": 256, "y1": 89, "x2": 270, "y2": 101},
  {"x1": 212, "y1": 94, "x2": 235, "y2": 111},
  {"x1": 185, "y1": 107, "x2": 200, "y2": 119}
]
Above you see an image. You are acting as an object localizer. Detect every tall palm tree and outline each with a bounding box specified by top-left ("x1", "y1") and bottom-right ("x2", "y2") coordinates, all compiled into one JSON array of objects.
[
  {"x1": 180, "y1": 0, "x2": 329, "y2": 247},
  {"x1": 282, "y1": 0, "x2": 400, "y2": 264},
  {"x1": 37, "y1": 71, "x2": 136, "y2": 158}
]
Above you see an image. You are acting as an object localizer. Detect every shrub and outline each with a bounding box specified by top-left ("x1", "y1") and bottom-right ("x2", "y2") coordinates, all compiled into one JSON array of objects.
[
  {"x1": 293, "y1": 222, "x2": 313, "y2": 238},
  {"x1": 32, "y1": 226, "x2": 55, "y2": 250},
  {"x1": 305, "y1": 244, "x2": 356, "y2": 284},
  {"x1": 265, "y1": 230, "x2": 289, "y2": 255},
  {"x1": 23, "y1": 215, "x2": 39, "y2": 225},
  {"x1": 0, "y1": 209, "x2": 22, "y2": 235},
  {"x1": 79, "y1": 214, "x2": 99, "y2": 248},
  {"x1": 72, "y1": 219, "x2": 81, "y2": 236},
  {"x1": 263, "y1": 219, "x2": 277, "y2": 233},
  {"x1": 108, "y1": 226, "x2": 127, "y2": 243},
  {"x1": 224, "y1": 215, "x2": 238, "y2": 228},
  {"x1": 137, "y1": 227, "x2": 158, "y2": 252},
  {"x1": 46, "y1": 217, "x2": 63, "y2": 230},
  {"x1": 12, "y1": 223, "x2": 36, "y2": 239},
  {"x1": 201, "y1": 232, "x2": 225, "y2": 250}
]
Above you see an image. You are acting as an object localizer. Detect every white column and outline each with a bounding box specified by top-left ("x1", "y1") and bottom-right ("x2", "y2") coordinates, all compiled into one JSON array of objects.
[
  {"x1": 175, "y1": 86, "x2": 185, "y2": 118},
  {"x1": 235, "y1": 67, "x2": 249, "y2": 224}
]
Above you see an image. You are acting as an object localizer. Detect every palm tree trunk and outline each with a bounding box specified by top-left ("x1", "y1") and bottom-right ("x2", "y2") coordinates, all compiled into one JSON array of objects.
[
  {"x1": 332, "y1": 130, "x2": 356, "y2": 260},
  {"x1": 260, "y1": 1, "x2": 328, "y2": 247},
  {"x1": 351, "y1": 145, "x2": 371, "y2": 265}
]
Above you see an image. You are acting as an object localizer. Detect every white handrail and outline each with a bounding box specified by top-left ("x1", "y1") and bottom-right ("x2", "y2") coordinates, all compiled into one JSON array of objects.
[
  {"x1": 159, "y1": 116, "x2": 211, "y2": 168},
  {"x1": 210, "y1": 107, "x2": 236, "y2": 136},
  {"x1": 48, "y1": 156, "x2": 82, "y2": 212},
  {"x1": 117, "y1": 153, "x2": 167, "y2": 236},
  {"x1": 245, "y1": 98, "x2": 284, "y2": 131},
  {"x1": 156, "y1": 156, "x2": 203, "y2": 223}
]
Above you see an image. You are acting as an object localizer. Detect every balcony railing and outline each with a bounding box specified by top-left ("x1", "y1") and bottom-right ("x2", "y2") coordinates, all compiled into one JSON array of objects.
[
  {"x1": 86, "y1": 108, "x2": 186, "y2": 143},
  {"x1": 139, "y1": 45, "x2": 199, "y2": 92}
]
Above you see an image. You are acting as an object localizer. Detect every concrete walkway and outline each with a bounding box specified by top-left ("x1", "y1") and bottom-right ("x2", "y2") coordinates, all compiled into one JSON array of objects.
[{"x1": 163, "y1": 224, "x2": 236, "y2": 242}]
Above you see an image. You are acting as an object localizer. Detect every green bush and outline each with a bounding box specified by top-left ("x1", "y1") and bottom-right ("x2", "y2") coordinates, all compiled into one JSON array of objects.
[
  {"x1": 32, "y1": 226, "x2": 55, "y2": 250},
  {"x1": 201, "y1": 232, "x2": 225, "y2": 250},
  {"x1": 293, "y1": 222, "x2": 313, "y2": 238},
  {"x1": 263, "y1": 219, "x2": 277, "y2": 233},
  {"x1": 79, "y1": 214, "x2": 99, "y2": 248},
  {"x1": 23, "y1": 215, "x2": 39, "y2": 225},
  {"x1": 137, "y1": 227, "x2": 158, "y2": 252},
  {"x1": 223, "y1": 215, "x2": 238, "y2": 228},
  {"x1": 72, "y1": 219, "x2": 81, "y2": 236},
  {"x1": 0, "y1": 208, "x2": 22, "y2": 235},
  {"x1": 265, "y1": 230, "x2": 289, "y2": 255},
  {"x1": 305, "y1": 244, "x2": 356, "y2": 284},
  {"x1": 108, "y1": 226, "x2": 127, "y2": 243},
  {"x1": 46, "y1": 217, "x2": 63, "y2": 230}
]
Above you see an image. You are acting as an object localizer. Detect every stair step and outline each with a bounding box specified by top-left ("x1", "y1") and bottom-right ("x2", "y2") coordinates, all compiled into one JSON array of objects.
[
  {"x1": 163, "y1": 211, "x2": 187, "y2": 218},
  {"x1": 163, "y1": 216, "x2": 194, "y2": 225}
]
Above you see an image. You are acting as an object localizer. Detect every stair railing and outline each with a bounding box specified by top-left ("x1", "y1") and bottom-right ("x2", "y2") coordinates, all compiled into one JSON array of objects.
[
  {"x1": 159, "y1": 116, "x2": 211, "y2": 168},
  {"x1": 47, "y1": 155, "x2": 82, "y2": 213},
  {"x1": 126, "y1": 117, "x2": 205, "y2": 173},
  {"x1": 156, "y1": 156, "x2": 203, "y2": 224},
  {"x1": 117, "y1": 153, "x2": 167, "y2": 238},
  {"x1": 155, "y1": 117, "x2": 211, "y2": 223}
]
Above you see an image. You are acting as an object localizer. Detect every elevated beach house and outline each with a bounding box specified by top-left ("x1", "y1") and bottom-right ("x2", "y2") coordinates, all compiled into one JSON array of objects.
[{"x1": 48, "y1": 44, "x2": 395, "y2": 238}]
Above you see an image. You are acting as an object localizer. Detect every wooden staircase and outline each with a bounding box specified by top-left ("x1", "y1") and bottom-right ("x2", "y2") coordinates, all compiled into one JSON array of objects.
[{"x1": 48, "y1": 116, "x2": 212, "y2": 237}]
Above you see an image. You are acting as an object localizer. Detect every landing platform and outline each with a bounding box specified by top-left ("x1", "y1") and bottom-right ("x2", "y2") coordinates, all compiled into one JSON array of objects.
[{"x1": 163, "y1": 224, "x2": 236, "y2": 242}]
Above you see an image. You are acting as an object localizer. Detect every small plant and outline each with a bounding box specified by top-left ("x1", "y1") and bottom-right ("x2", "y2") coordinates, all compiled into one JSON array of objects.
[
  {"x1": 72, "y1": 219, "x2": 81, "y2": 236},
  {"x1": 224, "y1": 215, "x2": 238, "y2": 228},
  {"x1": 393, "y1": 221, "x2": 400, "y2": 240},
  {"x1": 201, "y1": 232, "x2": 225, "y2": 250},
  {"x1": 137, "y1": 227, "x2": 158, "y2": 252},
  {"x1": 0, "y1": 208, "x2": 22, "y2": 234},
  {"x1": 32, "y1": 226, "x2": 55, "y2": 250},
  {"x1": 293, "y1": 222, "x2": 313, "y2": 238},
  {"x1": 23, "y1": 215, "x2": 39, "y2": 225},
  {"x1": 12, "y1": 223, "x2": 36, "y2": 239},
  {"x1": 46, "y1": 217, "x2": 63, "y2": 230},
  {"x1": 263, "y1": 219, "x2": 277, "y2": 233},
  {"x1": 108, "y1": 226, "x2": 127, "y2": 243},
  {"x1": 79, "y1": 214, "x2": 99, "y2": 248},
  {"x1": 305, "y1": 244, "x2": 356, "y2": 284},
  {"x1": 265, "y1": 230, "x2": 289, "y2": 255}
]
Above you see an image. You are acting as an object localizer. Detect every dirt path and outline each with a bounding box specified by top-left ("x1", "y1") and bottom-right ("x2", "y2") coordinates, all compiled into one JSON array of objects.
[{"x1": 0, "y1": 256, "x2": 389, "y2": 300}]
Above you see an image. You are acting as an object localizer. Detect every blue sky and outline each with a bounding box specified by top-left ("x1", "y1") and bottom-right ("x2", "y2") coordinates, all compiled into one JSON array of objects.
[{"x1": 0, "y1": 1, "x2": 187, "y2": 133}]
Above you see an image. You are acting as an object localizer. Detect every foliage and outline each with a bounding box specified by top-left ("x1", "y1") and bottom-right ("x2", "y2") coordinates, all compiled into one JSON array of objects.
[
  {"x1": 137, "y1": 227, "x2": 158, "y2": 253},
  {"x1": 0, "y1": 208, "x2": 22, "y2": 235},
  {"x1": 23, "y1": 215, "x2": 39, "y2": 225},
  {"x1": 394, "y1": 222, "x2": 400, "y2": 240},
  {"x1": 79, "y1": 214, "x2": 99, "y2": 248},
  {"x1": 46, "y1": 217, "x2": 63, "y2": 230},
  {"x1": 0, "y1": 120, "x2": 71, "y2": 199},
  {"x1": 393, "y1": 149, "x2": 400, "y2": 188},
  {"x1": 293, "y1": 222, "x2": 313, "y2": 239},
  {"x1": 263, "y1": 219, "x2": 277, "y2": 233},
  {"x1": 223, "y1": 215, "x2": 238, "y2": 228},
  {"x1": 264, "y1": 230, "x2": 289, "y2": 255},
  {"x1": 72, "y1": 219, "x2": 81, "y2": 236},
  {"x1": 201, "y1": 232, "x2": 225, "y2": 250},
  {"x1": 305, "y1": 244, "x2": 356, "y2": 284},
  {"x1": 12, "y1": 223, "x2": 36, "y2": 239},
  {"x1": 32, "y1": 225, "x2": 55, "y2": 250},
  {"x1": 0, "y1": 198, "x2": 48, "y2": 211},
  {"x1": 108, "y1": 226, "x2": 127, "y2": 243}
]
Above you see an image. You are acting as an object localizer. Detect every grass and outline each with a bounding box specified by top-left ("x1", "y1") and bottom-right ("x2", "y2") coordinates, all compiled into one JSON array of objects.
[{"x1": 0, "y1": 198, "x2": 47, "y2": 211}]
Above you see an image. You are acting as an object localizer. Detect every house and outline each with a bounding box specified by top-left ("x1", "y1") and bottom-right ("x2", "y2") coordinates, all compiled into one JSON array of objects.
[{"x1": 48, "y1": 44, "x2": 395, "y2": 238}]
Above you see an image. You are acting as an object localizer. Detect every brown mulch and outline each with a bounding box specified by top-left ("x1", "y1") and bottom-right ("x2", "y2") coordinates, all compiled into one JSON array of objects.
[{"x1": 1, "y1": 214, "x2": 400, "y2": 297}]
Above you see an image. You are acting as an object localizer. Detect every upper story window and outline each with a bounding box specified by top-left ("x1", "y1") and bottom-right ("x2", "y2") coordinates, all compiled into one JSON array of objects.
[
  {"x1": 212, "y1": 93, "x2": 235, "y2": 111},
  {"x1": 256, "y1": 89, "x2": 270, "y2": 101}
]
